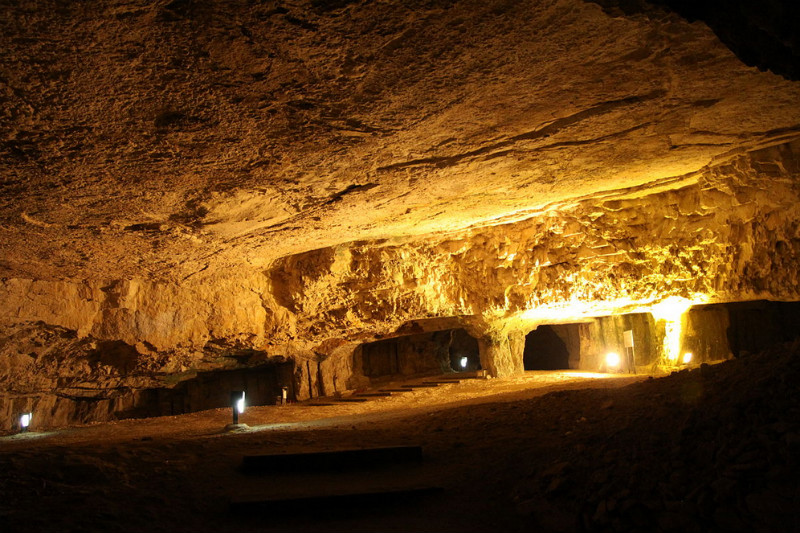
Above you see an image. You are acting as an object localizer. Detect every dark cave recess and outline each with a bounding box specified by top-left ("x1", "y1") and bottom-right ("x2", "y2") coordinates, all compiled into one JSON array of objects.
[
  {"x1": 116, "y1": 362, "x2": 295, "y2": 419},
  {"x1": 356, "y1": 328, "x2": 481, "y2": 380},
  {"x1": 586, "y1": 0, "x2": 800, "y2": 80},
  {"x1": 523, "y1": 325, "x2": 572, "y2": 370}
]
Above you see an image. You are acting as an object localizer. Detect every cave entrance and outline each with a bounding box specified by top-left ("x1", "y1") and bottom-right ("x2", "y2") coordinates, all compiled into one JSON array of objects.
[
  {"x1": 359, "y1": 328, "x2": 480, "y2": 380},
  {"x1": 523, "y1": 324, "x2": 581, "y2": 370}
]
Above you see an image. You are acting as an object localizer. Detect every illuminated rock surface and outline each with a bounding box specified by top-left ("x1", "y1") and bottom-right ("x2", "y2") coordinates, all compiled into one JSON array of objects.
[{"x1": 1, "y1": 0, "x2": 800, "y2": 427}]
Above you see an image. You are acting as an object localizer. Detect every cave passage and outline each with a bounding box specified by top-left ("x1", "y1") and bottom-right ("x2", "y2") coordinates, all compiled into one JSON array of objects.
[
  {"x1": 360, "y1": 328, "x2": 479, "y2": 379},
  {"x1": 447, "y1": 328, "x2": 481, "y2": 372},
  {"x1": 724, "y1": 300, "x2": 800, "y2": 357},
  {"x1": 523, "y1": 324, "x2": 579, "y2": 370},
  {"x1": 117, "y1": 362, "x2": 294, "y2": 419}
]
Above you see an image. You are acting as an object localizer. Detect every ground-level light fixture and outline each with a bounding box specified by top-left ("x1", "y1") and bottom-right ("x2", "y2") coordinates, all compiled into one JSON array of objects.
[
  {"x1": 20, "y1": 412, "x2": 32, "y2": 433},
  {"x1": 682, "y1": 352, "x2": 693, "y2": 364},
  {"x1": 460, "y1": 356, "x2": 468, "y2": 369},
  {"x1": 230, "y1": 391, "x2": 245, "y2": 425},
  {"x1": 605, "y1": 352, "x2": 621, "y2": 370}
]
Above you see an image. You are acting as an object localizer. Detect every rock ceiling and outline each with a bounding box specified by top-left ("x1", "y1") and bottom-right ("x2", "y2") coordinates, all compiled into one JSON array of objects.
[
  {"x1": 2, "y1": 0, "x2": 799, "y2": 282},
  {"x1": 2, "y1": 0, "x2": 800, "y2": 412}
]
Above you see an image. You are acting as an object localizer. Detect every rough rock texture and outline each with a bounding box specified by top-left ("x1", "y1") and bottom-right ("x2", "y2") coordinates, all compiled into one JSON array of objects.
[
  {"x1": 2, "y1": 0, "x2": 799, "y2": 282},
  {"x1": 268, "y1": 140, "x2": 800, "y2": 335},
  {"x1": 512, "y1": 341, "x2": 800, "y2": 533},
  {"x1": 4, "y1": 138, "x2": 800, "y2": 428},
  {"x1": 1, "y1": 340, "x2": 797, "y2": 533},
  {"x1": 1, "y1": 0, "x2": 800, "y2": 427},
  {"x1": 614, "y1": 0, "x2": 800, "y2": 80}
]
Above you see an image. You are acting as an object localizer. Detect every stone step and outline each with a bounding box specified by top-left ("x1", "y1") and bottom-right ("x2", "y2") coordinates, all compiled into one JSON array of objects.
[
  {"x1": 229, "y1": 485, "x2": 444, "y2": 516},
  {"x1": 354, "y1": 392, "x2": 393, "y2": 397},
  {"x1": 241, "y1": 445, "x2": 424, "y2": 474},
  {"x1": 445, "y1": 371, "x2": 485, "y2": 379},
  {"x1": 305, "y1": 396, "x2": 369, "y2": 406},
  {"x1": 400, "y1": 383, "x2": 440, "y2": 389}
]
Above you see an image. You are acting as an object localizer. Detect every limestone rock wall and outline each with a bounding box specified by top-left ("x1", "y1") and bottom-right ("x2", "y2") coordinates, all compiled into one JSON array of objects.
[
  {"x1": 576, "y1": 314, "x2": 660, "y2": 372},
  {"x1": 357, "y1": 331, "x2": 455, "y2": 379},
  {"x1": 269, "y1": 139, "x2": 800, "y2": 338},
  {"x1": 0, "y1": 274, "x2": 302, "y2": 429},
  {"x1": 4, "y1": 0, "x2": 800, "y2": 285},
  {"x1": 683, "y1": 305, "x2": 733, "y2": 363},
  {"x1": 3, "y1": 140, "x2": 800, "y2": 429}
]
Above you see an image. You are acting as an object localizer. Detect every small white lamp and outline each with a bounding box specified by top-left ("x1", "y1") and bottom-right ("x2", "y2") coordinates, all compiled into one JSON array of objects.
[
  {"x1": 230, "y1": 391, "x2": 245, "y2": 425},
  {"x1": 20, "y1": 412, "x2": 32, "y2": 433}
]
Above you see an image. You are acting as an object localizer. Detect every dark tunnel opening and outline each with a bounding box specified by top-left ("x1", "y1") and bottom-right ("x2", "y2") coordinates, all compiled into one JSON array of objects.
[
  {"x1": 359, "y1": 328, "x2": 480, "y2": 380},
  {"x1": 524, "y1": 325, "x2": 574, "y2": 370},
  {"x1": 447, "y1": 328, "x2": 481, "y2": 372},
  {"x1": 725, "y1": 300, "x2": 800, "y2": 357},
  {"x1": 115, "y1": 362, "x2": 295, "y2": 420}
]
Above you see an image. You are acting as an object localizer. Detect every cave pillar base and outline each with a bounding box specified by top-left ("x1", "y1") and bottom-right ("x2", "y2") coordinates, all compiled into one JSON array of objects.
[{"x1": 478, "y1": 331, "x2": 525, "y2": 378}]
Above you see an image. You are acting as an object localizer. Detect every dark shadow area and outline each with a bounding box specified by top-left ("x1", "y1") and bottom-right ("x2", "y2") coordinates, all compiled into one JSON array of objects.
[
  {"x1": 361, "y1": 337, "x2": 403, "y2": 378},
  {"x1": 584, "y1": 0, "x2": 800, "y2": 80},
  {"x1": 87, "y1": 340, "x2": 139, "y2": 374},
  {"x1": 549, "y1": 323, "x2": 583, "y2": 369},
  {"x1": 726, "y1": 300, "x2": 800, "y2": 357},
  {"x1": 524, "y1": 325, "x2": 570, "y2": 370},
  {"x1": 359, "y1": 328, "x2": 479, "y2": 379},
  {"x1": 116, "y1": 362, "x2": 294, "y2": 419},
  {"x1": 447, "y1": 329, "x2": 481, "y2": 372}
]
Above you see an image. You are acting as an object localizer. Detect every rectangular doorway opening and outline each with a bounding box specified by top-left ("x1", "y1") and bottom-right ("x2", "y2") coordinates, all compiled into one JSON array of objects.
[
  {"x1": 359, "y1": 328, "x2": 480, "y2": 380},
  {"x1": 524, "y1": 324, "x2": 581, "y2": 370}
]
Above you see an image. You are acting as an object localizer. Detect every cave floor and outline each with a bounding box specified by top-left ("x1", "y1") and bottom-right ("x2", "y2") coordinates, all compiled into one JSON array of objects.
[
  {"x1": 1, "y1": 360, "x2": 798, "y2": 532},
  {"x1": 2, "y1": 370, "x2": 643, "y2": 448}
]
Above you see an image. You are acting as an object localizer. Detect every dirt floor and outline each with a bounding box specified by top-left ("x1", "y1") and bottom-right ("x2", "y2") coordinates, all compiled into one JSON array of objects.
[{"x1": 1, "y1": 346, "x2": 799, "y2": 533}]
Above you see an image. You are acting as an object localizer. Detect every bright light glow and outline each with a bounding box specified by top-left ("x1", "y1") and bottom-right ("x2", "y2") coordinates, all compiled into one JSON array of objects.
[
  {"x1": 20, "y1": 413, "x2": 31, "y2": 428},
  {"x1": 606, "y1": 352, "x2": 621, "y2": 368},
  {"x1": 650, "y1": 296, "x2": 695, "y2": 322},
  {"x1": 683, "y1": 352, "x2": 693, "y2": 364},
  {"x1": 460, "y1": 356, "x2": 468, "y2": 369},
  {"x1": 236, "y1": 397, "x2": 245, "y2": 414},
  {"x1": 663, "y1": 319, "x2": 682, "y2": 362},
  {"x1": 511, "y1": 291, "x2": 711, "y2": 369},
  {"x1": 515, "y1": 294, "x2": 704, "y2": 326},
  {"x1": 567, "y1": 372, "x2": 613, "y2": 379},
  {"x1": 561, "y1": 372, "x2": 610, "y2": 379},
  {"x1": 650, "y1": 296, "x2": 700, "y2": 363}
]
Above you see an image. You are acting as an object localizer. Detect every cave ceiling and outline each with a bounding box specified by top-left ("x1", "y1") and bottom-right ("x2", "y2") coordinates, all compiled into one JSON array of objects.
[{"x1": 2, "y1": 0, "x2": 799, "y2": 283}]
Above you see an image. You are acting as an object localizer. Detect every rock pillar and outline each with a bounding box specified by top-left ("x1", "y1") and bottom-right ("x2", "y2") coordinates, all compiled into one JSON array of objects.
[{"x1": 478, "y1": 331, "x2": 525, "y2": 377}]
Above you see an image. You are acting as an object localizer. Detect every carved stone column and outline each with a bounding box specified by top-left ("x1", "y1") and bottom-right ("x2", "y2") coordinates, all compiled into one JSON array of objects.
[{"x1": 478, "y1": 331, "x2": 525, "y2": 377}]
